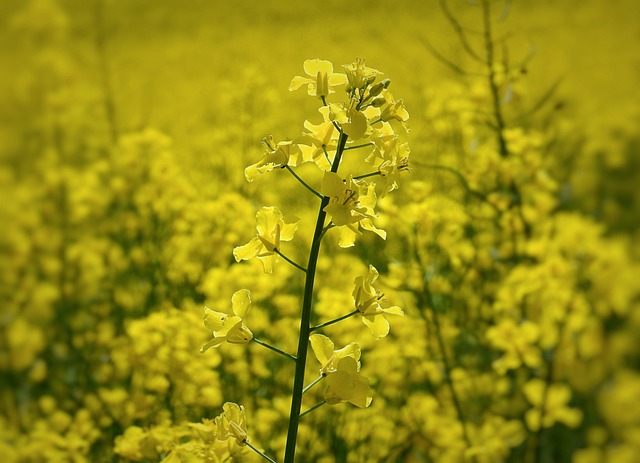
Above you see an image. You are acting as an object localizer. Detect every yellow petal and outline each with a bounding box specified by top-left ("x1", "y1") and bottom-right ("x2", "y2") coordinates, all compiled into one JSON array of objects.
[
  {"x1": 523, "y1": 378, "x2": 545, "y2": 406},
  {"x1": 201, "y1": 336, "x2": 226, "y2": 353},
  {"x1": 343, "y1": 109, "x2": 368, "y2": 140},
  {"x1": 256, "y1": 206, "x2": 282, "y2": 239},
  {"x1": 204, "y1": 308, "x2": 226, "y2": 332},
  {"x1": 384, "y1": 305, "x2": 404, "y2": 316},
  {"x1": 361, "y1": 314, "x2": 390, "y2": 339},
  {"x1": 289, "y1": 76, "x2": 311, "y2": 91},
  {"x1": 310, "y1": 334, "x2": 335, "y2": 367},
  {"x1": 320, "y1": 171, "x2": 344, "y2": 197},
  {"x1": 233, "y1": 237, "x2": 264, "y2": 262},
  {"x1": 257, "y1": 254, "x2": 275, "y2": 274},
  {"x1": 280, "y1": 216, "x2": 299, "y2": 241},
  {"x1": 303, "y1": 59, "x2": 334, "y2": 77},
  {"x1": 360, "y1": 218, "x2": 386, "y2": 240},
  {"x1": 337, "y1": 225, "x2": 357, "y2": 248},
  {"x1": 328, "y1": 73, "x2": 348, "y2": 86},
  {"x1": 231, "y1": 289, "x2": 251, "y2": 318},
  {"x1": 525, "y1": 409, "x2": 541, "y2": 432}
]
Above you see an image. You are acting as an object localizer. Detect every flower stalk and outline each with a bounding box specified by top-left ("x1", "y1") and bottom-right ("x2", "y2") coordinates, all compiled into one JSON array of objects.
[{"x1": 283, "y1": 131, "x2": 348, "y2": 463}]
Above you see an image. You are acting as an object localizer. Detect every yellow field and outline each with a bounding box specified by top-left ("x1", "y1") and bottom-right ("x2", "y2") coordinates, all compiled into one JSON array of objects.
[{"x1": 1, "y1": 1, "x2": 639, "y2": 462}]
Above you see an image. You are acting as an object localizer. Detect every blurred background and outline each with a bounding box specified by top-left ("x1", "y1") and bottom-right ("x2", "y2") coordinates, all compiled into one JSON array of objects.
[{"x1": 1, "y1": 0, "x2": 639, "y2": 462}]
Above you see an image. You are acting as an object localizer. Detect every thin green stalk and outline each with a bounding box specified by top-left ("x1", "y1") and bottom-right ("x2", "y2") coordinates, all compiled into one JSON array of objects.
[
  {"x1": 318, "y1": 223, "x2": 335, "y2": 242},
  {"x1": 310, "y1": 310, "x2": 359, "y2": 332},
  {"x1": 431, "y1": 303, "x2": 476, "y2": 462},
  {"x1": 353, "y1": 171, "x2": 380, "y2": 181},
  {"x1": 274, "y1": 249, "x2": 307, "y2": 273},
  {"x1": 302, "y1": 375, "x2": 325, "y2": 395},
  {"x1": 244, "y1": 440, "x2": 277, "y2": 463},
  {"x1": 344, "y1": 142, "x2": 374, "y2": 151},
  {"x1": 322, "y1": 146, "x2": 332, "y2": 165},
  {"x1": 299, "y1": 401, "x2": 326, "y2": 419},
  {"x1": 285, "y1": 165, "x2": 323, "y2": 199},
  {"x1": 252, "y1": 338, "x2": 297, "y2": 362},
  {"x1": 321, "y1": 96, "x2": 342, "y2": 132},
  {"x1": 93, "y1": 0, "x2": 118, "y2": 144},
  {"x1": 283, "y1": 131, "x2": 348, "y2": 463},
  {"x1": 481, "y1": 0, "x2": 508, "y2": 159}
]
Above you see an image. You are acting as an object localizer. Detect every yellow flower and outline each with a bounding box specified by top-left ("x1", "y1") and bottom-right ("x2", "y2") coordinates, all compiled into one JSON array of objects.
[
  {"x1": 379, "y1": 92, "x2": 409, "y2": 126},
  {"x1": 289, "y1": 59, "x2": 347, "y2": 98},
  {"x1": 523, "y1": 379, "x2": 583, "y2": 431},
  {"x1": 201, "y1": 289, "x2": 253, "y2": 352},
  {"x1": 309, "y1": 334, "x2": 361, "y2": 376},
  {"x1": 215, "y1": 402, "x2": 248, "y2": 445},
  {"x1": 244, "y1": 136, "x2": 304, "y2": 182},
  {"x1": 324, "y1": 357, "x2": 373, "y2": 408},
  {"x1": 342, "y1": 58, "x2": 382, "y2": 92},
  {"x1": 486, "y1": 319, "x2": 542, "y2": 375},
  {"x1": 376, "y1": 137, "x2": 411, "y2": 196},
  {"x1": 233, "y1": 206, "x2": 299, "y2": 273},
  {"x1": 353, "y1": 265, "x2": 404, "y2": 338},
  {"x1": 328, "y1": 100, "x2": 369, "y2": 140},
  {"x1": 320, "y1": 172, "x2": 385, "y2": 247},
  {"x1": 295, "y1": 106, "x2": 340, "y2": 170}
]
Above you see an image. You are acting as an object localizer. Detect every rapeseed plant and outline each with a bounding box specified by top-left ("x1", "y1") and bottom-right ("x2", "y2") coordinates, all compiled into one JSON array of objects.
[{"x1": 197, "y1": 58, "x2": 409, "y2": 462}]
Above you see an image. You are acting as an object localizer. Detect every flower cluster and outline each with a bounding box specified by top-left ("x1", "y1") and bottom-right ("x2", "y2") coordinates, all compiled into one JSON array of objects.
[{"x1": 198, "y1": 58, "x2": 409, "y2": 462}]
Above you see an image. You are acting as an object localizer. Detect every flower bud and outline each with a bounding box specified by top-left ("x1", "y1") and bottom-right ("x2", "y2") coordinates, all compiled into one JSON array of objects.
[
  {"x1": 371, "y1": 97, "x2": 386, "y2": 108},
  {"x1": 368, "y1": 82, "x2": 385, "y2": 97}
]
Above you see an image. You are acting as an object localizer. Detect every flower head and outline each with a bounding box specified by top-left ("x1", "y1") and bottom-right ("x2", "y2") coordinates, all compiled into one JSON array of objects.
[
  {"x1": 244, "y1": 136, "x2": 304, "y2": 182},
  {"x1": 309, "y1": 334, "x2": 361, "y2": 376},
  {"x1": 324, "y1": 357, "x2": 373, "y2": 408},
  {"x1": 289, "y1": 59, "x2": 347, "y2": 98},
  {"x1": 353, "y1": 265, "x2": 404, "y2": 338},
  {"x1": 295, "y1": 106, "x2": 340, "y2": 170},
  {"x1": 343, "y1": 58, "x2": 382, "y2": 92},
  {"x1": 366, "y1": 136, "x2": 411, "y2": 196},
  {"x1": 523, "y1": 379, "x2": 583, "y2": 431},
  {"x1": 215, "y1": 402, "x2": 248, "y2": 445},
  {"x1": 321, "y1": 172, "x2": 385, "y2": 247},
  {"x1": 233, "y1": 206, "x2": 299, "y2": 273},
  {"x1": 201, "y1": 289, "x2": 253, "y2": 352}
]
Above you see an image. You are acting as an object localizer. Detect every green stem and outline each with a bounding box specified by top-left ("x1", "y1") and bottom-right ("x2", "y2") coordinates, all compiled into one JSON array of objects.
[
  {"x1": 344, "y1": 142, "x2": 374, "y2": 151},
  {"x1": 283, "y1": 131, "x2": 348, "y2": 463},
  {"x1": 299, "y1": 401, "x2": 326, "y2": 419},
  {"x1": 303, "y1": 375, "x2": 325, "y2": 394},
  {"x1": 481, "y1": 0, "x2": 508, "y2": 159},
  {"x1": 285, "y1": 165, "x2": 323, "y2": 199},
  {"x1": 322, "y1": 146, "x2": 332, "y2": 165},
  {"x1": 244, "y1": 440, "x2": 277, "y2": 463},
  {"x1": 310, "y1": 310, "x2": 359, "y2": 332},
  {"x1": 430, "y1": 301, "x2": 476, "y2": 462},
  {"x1": 318, "y1": 223, "x2": 335, "y2": 242},
  {"x1": 252, "y1": 338, "x2": 297, "y2": 362},
  {"x1": 274, "y1": 249, "x2": 307, "y2": 273},
  {"x1": 353, "y1": 171, "x2": 380, "y2": 181}
]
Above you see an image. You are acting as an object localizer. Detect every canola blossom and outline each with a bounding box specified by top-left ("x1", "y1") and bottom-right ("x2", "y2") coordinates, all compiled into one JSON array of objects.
[
  {"x1": 233, "y1": 206, "x2": 299, "y2": 273},
  {"x1": 309, "y1": 334, "x2": 361, "y2": 376},
  {"x1": 324, "y1": 357, "x2": 374, "y2": 408},
  {"x1": 289, "y1": 59, "x2": 348, "y2": 98},
  {"x1": 215, "y1": 402, "x2": 249, "y2": 445},
  {"x1": 201, "y1": 289, "x2": 254, "y2": 351},
  {"x1": 353, "y1": 265, "x2": 404, "y2": 338}
]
